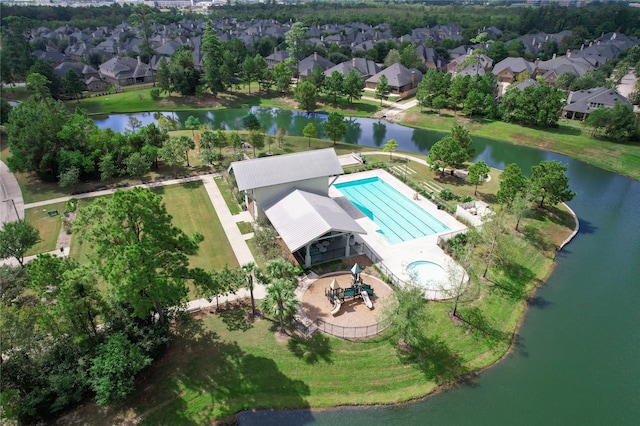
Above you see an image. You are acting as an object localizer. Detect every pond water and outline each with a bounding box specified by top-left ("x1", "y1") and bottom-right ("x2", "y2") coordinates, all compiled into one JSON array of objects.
[{"x1": 95, "y1": 108, "x2": 640, "y2": 425}]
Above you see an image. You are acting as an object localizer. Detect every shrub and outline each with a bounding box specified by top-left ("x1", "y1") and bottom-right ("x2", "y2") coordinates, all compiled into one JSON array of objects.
[
  {"x1": 150, "y1": 88, "x2": 161, "y2": 101},
  {"x1": 440, "y1": 189, "x2": 454, "y2": 200}
]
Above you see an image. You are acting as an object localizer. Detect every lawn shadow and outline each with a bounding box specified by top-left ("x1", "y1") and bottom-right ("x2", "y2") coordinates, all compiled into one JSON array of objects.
[
  {"x1": 492, "y1": 259, "x2": 538, "y2": 301},
  {"x1": 521, "y1": 224, "x2": 555, "y2": 252},
  {"x1": 287, "y1": 333, "x2": 333, "y2": 365},
  {"x1": 133, "y1": 317, "x2": 311, "y2": 424},
  {"x1": 219, "y1": 308, "x2": 254, "y2": 332},
  {"x1": 180, "y1": 180, "x2": 204, "y2": 190},
  {"x1": 397, "y1": 333, "x2": 469, "y2": 385},
  {"x1": 457, "y1": 307, "x2": 511, "y2": 348}
]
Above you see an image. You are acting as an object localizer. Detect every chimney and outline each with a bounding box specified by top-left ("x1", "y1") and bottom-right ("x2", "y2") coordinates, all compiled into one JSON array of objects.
[
  {"x1": 589, "y1": 41, "x2": 593, "y2": 47},
  {"x1": 552, "y1": 53, "x2": 556, "y2": 60},
  {"x1": 581, "y1": 44, "x2": 584, "y2": 50},
  {"x1": 137, "y1": 56, "x2": 141, "y2": 65},
  {"x1": 566, "y1": 49, "x2": 571, "y2": 58},
  {"x1": 411, "y1": 70, "x2": 416, "y2": 86},
  {"x1": 352, "y1": 57, "x2": 356, "y2": 68},
  {"x1": 314, "y1": 51, "x2": 318, "y2": 61}
]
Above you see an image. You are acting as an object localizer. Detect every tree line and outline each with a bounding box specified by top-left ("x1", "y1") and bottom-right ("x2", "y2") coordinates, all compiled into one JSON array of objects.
[{"x1": 0, "y1": 186, "x2": 305, "y2": 423}]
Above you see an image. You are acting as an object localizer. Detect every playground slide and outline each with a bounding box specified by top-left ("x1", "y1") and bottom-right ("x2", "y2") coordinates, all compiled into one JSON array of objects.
[
  {"x1": 331, "y1": 299, "x2": 342, "y2": 316},
  {"x1": 361, "y1": 291, "x2": 373, "y2": 309}
]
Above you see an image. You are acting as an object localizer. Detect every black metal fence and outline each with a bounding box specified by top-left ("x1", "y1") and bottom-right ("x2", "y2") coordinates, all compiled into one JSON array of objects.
[{"x1": 314, "y1": 318, "x2": 391, "y2": 339}]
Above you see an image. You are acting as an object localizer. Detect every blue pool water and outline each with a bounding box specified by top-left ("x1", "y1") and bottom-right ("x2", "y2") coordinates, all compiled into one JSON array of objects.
[
  {"x1": 406, "y1": 261, "x2": 448, "y2": 289},
  {"x1": 334, "y1": 177, "x2": 449, "y2": 244}
]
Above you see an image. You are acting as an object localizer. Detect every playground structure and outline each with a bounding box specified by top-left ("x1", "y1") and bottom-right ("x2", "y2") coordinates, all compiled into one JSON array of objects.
[{"x1": 325, "y1": 263, "x2": 375, "y2": 316}]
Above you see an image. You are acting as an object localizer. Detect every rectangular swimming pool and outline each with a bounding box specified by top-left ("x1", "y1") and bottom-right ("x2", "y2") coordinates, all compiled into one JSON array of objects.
[{"x1": 334, "y1": 176, "x2": 449, "y2": 244}]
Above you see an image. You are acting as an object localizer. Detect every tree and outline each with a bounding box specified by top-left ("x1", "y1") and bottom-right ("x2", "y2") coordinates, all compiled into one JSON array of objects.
[
  {"x1": 497, "y1": 163, "x2": 528, "y2": 206},
  {"x1": 184, "y1": 115, "x2": 201, "y2": 138},
  {"x1": 155, "y1": 57, "x2": 171, "y2": 94},
  {"x1": 240, "y1": 262, "x2": 260, "y2": 319},
  {"x1": 285, "y1": 22, "x2": 307, "y2": 80},
  {"x1": 160, "y1": 136, "x2": 187, "y2": 174},
  {"x1": 605, "y1": 101, "x2": 637, "y2": 143},
  {"x1": 73, "y1": 187, "x2": 205, "y2": 325},
  {"x1": 25, "y1": 72, "x2": 52, "y2": 107},
  {"x1": 467, "y1": 161, "x2": 491, "y2": 196},
  {"x1": 90, "y1": 332, "x2": 152, "y2": 405},
  {"x1": 479, "y1": 211, "x2": 507, "y2": 279},
  {"x1": 169, "y1": 46, "x2": 200, "y2": 96},
  {"x1": 202, "y1": 22, "x2": 224, "y2": 96},
  {"x1": 427, "y1": 126, "x2": 474, "y2": 176},
  {"x1": 129, "y1": 4, "x2": 156, "y2": 65},
  {"x1": 261, "y1": 278, "x2": 299, "y2": 333},
  {"x1": 382, "y1": 286, "x2": 429, "y2": 349},
  {"x1": 273, "y1": 62, "x2": 292, "y2": 93},
  {"x1": 325, "y1": 71, "x2": 344, "y2": 105},
  {"x1": 0, "y1": 220, "x2": 41, "y2": 267},
  {"x1": 249, "y1": 130, "x2": 265, "y2": 158},
  {"x1": 242, "y1": 55, "x2": 261, "y2": 94},
  {"x1": 529, "y1": 160, "x2": 576, "y2": 209},
  {"x1": 383, "y1": 138, "x2": 399, "y2": 161},
  {"x1": 384, "y1": 49, "x2": 401, "y2": 67},
  {"x1": 584, "y1": 107, "x2": 611, "y2": 138},
  {"x1": 221, "y1": 50, "x2": 241, "y2": 89},
  {"x1": 448, "y1": 74, "x2": 471, "y2": 114},
  {"x1": 375, "y1": 74, "x2": 390, "y2": 106},
  {"x1": 276, "y1": 127, "x2": 287, "y2": 149},
  {"x1": 342, "y1": 69, "x2": 364, "y2": 104},
  {"x1": 294, "y1": 80, "x2": 318, "y2": 113},
  {"x1": 323, "y1": 112, "x2": 347, "y2": 146},
  {"x1": 242, "y1": 112, "x2": 261, "y2": 131},
  {"x1": 309, "y1": 65, "x2": 326, "y2": 92},
  {"x1": 199, "y1": 130, "x2": 218, "y2": 165},
  {"x1": 263, "y1": 258, "x2": 300, "y2": 289},
  {"x1": 510, "y1": 188, "x2": 533, "y2": 233},
  {"x1": 63, "y1": 69, "x2": 83, "y2": 102},
  {"x1": 124, "y1": 152, "x2": 152, "y2": 178},
  {"x1": 0, "y1": 16, "x2": 34, "y2": 83},
  {"x1": 302, "y1": 122, "x2": 317, "y2": 148}
]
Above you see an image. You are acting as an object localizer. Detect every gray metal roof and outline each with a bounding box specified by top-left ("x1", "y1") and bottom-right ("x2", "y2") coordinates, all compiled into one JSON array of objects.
[
  {"x1": 230, "y1": 148, "x2": 343, "y2": 192},
  {"x1": 263, "y1": 189, "x2": 365, "y2": 252}
]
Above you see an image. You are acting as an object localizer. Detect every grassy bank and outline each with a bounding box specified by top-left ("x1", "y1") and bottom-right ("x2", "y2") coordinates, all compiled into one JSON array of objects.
[{"x1": 402, "y1": 108, "x2": 640, "y2": 182}]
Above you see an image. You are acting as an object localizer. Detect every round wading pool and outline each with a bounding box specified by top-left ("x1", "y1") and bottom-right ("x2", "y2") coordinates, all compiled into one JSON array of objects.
[{"x1": 405, "y1": 261, "x2": 448, "y2": 290}]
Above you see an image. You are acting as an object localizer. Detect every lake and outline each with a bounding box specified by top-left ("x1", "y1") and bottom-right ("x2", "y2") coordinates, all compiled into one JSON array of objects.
[{"x1": 96, "y1": 107, "x2": 640, "y2": 425}]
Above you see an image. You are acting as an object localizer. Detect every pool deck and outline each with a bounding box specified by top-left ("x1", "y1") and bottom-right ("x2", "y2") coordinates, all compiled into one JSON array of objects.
[{"x1": 330, "y1": 169, "x2": 468, "y2": 299}]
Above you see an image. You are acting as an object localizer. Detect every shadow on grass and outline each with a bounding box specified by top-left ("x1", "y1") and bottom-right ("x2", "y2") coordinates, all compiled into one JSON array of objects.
[
  {"x1": 180, "y1": 180, "x2": 203, "y2": 190},
  {"x1": 219, "y1": 308, "x2": 254, "y2": 332},
  {"x1": 521, "y1": 224, "x2": 555, "y2": 252},
  {"x1": 492, "y1": 259, "x2": 538, "y2": 301},
  {"x1": 287, "y1": 333, "x2": 333, "y2": 365},
  {"x1": 398, "y1": 333, "x2": 470, "y2": 385},
  {"x1": 457, "y1": 307, "x2": 511, "y2": 348},
  {"x1": 137, "y1": 318, "x2": 311, "y2": 424}
]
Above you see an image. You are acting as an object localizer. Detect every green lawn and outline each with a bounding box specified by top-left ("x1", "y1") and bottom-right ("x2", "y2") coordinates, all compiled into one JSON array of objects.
[
  {"x1": 24, "y1": 202, "x2": 66, "y2": 256},
  {"x1": 214, "y1": 175, "x2": 241, "y2": 215},
  {"x1": 402, "y1": 108, "x2": 640, "y2": 182},
  {"x1": 69, "y1": 181, "x2": 238, "y2": 274}
]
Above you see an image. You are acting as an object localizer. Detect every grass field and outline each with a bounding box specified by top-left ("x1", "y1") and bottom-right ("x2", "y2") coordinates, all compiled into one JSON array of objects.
[
  {"x1": 23, "y1": 202, "x2": 66, "y2": 256},
  {"x1": 402, "y1": 107, "x2": 640, "y2": 182},
  {"x1": 68, "y1": 181, "x2": 238, "y2": 274}
]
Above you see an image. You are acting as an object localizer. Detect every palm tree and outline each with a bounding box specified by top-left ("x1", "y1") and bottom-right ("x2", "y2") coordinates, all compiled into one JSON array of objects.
[
  {"x1": 240, "y1": 262, "x2": 260, "y2": 319},
  {"x1": 261, "y1": 278, "x2": 299, "y2": 334},
  {"x1": 263, "y1": 258, "x2": 300, "y2": 289}
]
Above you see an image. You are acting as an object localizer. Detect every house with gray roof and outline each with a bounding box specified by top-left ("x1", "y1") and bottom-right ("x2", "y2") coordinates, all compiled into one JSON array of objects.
[
  {"x1": 229, "y1": 148, "x2": 364, "y2": 267},
  {"x1": 324, "y1": 58, "x2": 380, "y2": 81},
  {"x1": 563, "y1": 87, "x2": 632, "y2": 120},
  {"x1": 98, "y1": 56, "x2": 153, "y2": 88},
  {"x1": 534, "y1": 54, "x2": 594, "y2": 85},
  {"x1": 416, "y1": 46, "x2": 446, "y2": 71},
  {"x1": 298, "y1": 53, "x2": 335, "y2": 79},
  {"x1": 492, "y1": 57, "x2": 535, "y2": 83},
  {"x1": 366, "y1": 63, "x2": 422, "y2": 95}
]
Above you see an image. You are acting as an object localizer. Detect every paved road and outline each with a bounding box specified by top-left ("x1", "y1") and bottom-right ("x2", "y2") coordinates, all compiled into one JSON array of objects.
[{"x1": 0, "y1": 160, "x2": 24, "y2": 224}]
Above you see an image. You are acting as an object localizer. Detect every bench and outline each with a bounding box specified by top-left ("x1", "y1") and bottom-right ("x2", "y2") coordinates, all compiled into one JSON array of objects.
[{"x1": 47, "y1": 210, "x2": 59, "y2": 217}]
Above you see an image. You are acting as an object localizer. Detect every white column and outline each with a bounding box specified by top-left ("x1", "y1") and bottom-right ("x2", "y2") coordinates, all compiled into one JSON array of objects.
[{"x1": 305, "y1": 244, "x2": 311, "y2": 268}]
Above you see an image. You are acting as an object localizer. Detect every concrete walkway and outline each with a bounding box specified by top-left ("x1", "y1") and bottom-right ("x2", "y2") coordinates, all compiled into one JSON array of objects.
[
  {"x1": 0, "y1": 169, "x2": 264, "y2": 312},
  {"x1": 0, "y1": 160, "x2": 25, "y2": 223}
]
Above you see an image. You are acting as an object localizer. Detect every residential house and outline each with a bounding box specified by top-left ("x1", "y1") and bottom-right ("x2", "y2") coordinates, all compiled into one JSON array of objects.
[
  {"x1": 492, "y1": 57, "x2": 536, "y2": 83},
  {"x1": 563, "y1": 86, "x2": 632, "y2": 120},
  {"x1": 366, "y1": 63, "x2": 422, "y2": 96},
  {"x1": 298, "y1": 52, "x2": 336, "y2": 79},
  {"x1": 324, "y1": 58, "x2": 381, "y2": 81},
  {"x1": 415, "y1": 46, "x2": 446, "y2": 71},
  {"x1": 99, "y1": 56, "x2": 153, "y2": 88}
]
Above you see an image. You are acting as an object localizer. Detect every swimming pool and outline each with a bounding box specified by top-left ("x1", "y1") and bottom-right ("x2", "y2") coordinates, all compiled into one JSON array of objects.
[
  {"x1": 406, "y1": 261, "x2": 448, "y2": 290},
  {"x1": 334, "y1": 177, "x2": 449, "y2": 244}
]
